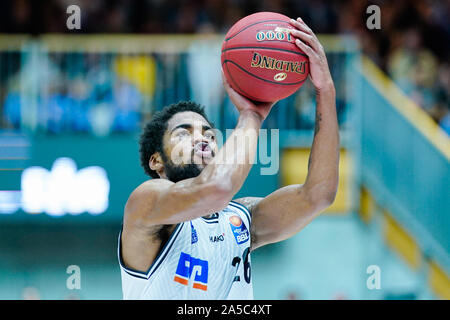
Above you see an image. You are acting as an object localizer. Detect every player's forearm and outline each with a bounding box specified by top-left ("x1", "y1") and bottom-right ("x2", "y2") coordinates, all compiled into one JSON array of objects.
[
  {"x1": 303, "y1": 84, "x2": 340, "y2": 207},
  {"x1": 160, "y1": 111, "x2": 262, "y2": 223},
  {"x1": 197, "y1": 110, "x2": 262, "y2": 197}
]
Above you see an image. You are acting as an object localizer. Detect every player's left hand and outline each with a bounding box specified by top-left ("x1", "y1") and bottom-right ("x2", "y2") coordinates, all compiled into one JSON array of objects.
[
  {"x1": 222, "y1": 70, "x2": 277, "y2": 121},
  {"x1": 289, "y1": 17, "x2": 334, "y2": 94}
]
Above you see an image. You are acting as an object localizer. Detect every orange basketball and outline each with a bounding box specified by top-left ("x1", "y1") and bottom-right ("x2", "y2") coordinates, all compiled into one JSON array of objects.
[{"x1": 221, "y1": 12, "x2": 309, "y2": 102}]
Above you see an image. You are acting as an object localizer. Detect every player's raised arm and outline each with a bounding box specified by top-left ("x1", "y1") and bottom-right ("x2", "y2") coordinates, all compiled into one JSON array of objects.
[
  {"x1": 124, "y1": 78, "x2": 276, "y2": 227},
  {"x1": 237, "y1": 17, "x2": 340, "y2": 250}
]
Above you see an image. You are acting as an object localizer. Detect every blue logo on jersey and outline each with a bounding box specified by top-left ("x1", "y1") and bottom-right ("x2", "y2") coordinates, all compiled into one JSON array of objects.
[
  {"x1": 173, "y1": 252, "x2": 208, "y2": 291},
  {"x1": 229, "y1": 215, "x2": 250, "y2": 244},
  {"x1": 190, "y1": 222, "x2": 198, "y2": 244}
]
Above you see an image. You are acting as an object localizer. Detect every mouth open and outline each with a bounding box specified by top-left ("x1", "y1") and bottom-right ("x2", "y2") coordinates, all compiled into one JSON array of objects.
[{"x1": 193, "y1": 142, "x2": 213, "y2": 158}]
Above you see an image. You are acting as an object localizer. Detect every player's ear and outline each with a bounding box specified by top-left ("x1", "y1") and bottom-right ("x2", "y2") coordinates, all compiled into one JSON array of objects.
[{"x1": 149, "y1": 153, "x2": 164, "y2": 175}]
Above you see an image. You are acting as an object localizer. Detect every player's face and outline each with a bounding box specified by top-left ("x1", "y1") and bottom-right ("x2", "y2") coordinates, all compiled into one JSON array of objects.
[{"x1": 161, "y1": 111, "x2": 218, "y2": 182}]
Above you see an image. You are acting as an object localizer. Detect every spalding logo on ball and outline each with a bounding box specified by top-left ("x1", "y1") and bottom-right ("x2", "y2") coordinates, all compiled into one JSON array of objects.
[{"x1": 221, "y1": 12, "x2": 310, "y2": 102}]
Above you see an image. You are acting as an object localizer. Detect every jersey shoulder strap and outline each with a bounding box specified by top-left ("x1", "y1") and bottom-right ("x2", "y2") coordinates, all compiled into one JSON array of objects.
[{"x1": 228, "y1": 200, "x2": 251, "y2": 226}]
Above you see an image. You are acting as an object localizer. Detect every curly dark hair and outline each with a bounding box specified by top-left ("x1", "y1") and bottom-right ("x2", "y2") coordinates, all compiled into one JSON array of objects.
[{"x1": 139, "y1": 101, "x2": 212, "y2": 178}]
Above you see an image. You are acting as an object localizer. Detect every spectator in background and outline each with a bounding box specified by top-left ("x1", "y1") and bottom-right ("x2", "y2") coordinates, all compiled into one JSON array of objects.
[
  {"x1": 439, "y1": 113, "x2": 450, "y2": 136},
  {"x1": 3, "y1": 0, "x2": 32, "y2": 33},
  {"x1": 176, "y1": 1, "x2": 201, "y2": 33},
  {"x1": 85, "y1": 65, "x2": 115, "y2": 137},
  {"x1": 43, "y1": 85, "x2": 73, "y2": 134},
  {"x1": 3, "y1": 90, "x2": 22, "y2": 129},
  {"x1": 67, "y1": 76, "x2": 92, "y2": 132},
  {"x1": 112, "y1": 80, "x2": 142, "y2": 132},
  {"x1": 387, "y1": 27, "x2": 439, "y2": 115},
  {"x1": 434, "y1": 64, "x2": 450, "y2": 135},
  {"x1": 187, "y1": 22, "x2": 223, "y2": 127},
  {"x1": 1, "y1": 0, "x2": 449, "y2": 134},
  {"x1": 3, "y1": 47, "x2": 63, "y2": 131}
]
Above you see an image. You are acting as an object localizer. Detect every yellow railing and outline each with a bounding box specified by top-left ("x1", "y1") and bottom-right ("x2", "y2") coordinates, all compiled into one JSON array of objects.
[
  {"x1": 0, "y1": 33, "x2": 358, "y2": 52},
  {"x1": 361, "y1": 56, "x2": 450, "y2": 161}
]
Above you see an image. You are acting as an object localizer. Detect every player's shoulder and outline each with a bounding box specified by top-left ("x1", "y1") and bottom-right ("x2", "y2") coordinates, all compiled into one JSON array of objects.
[
  {"x1": 231, "y1": 197, "x2": 263, "y2": 216},
  {"x1": 127, "y1": 179, "x2": 172, "y2": 204},
  {"x1": 124, "y1": 179, "x2": 173, "y2": 223},
  {"x1": 135, "y1": 178, "x2": 174, "y2": 193}
]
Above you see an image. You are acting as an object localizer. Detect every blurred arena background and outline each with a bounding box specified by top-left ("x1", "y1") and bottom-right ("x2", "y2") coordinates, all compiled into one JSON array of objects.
[{"x1": 0, "y1": 0, "x2": 449, "y2": 300}]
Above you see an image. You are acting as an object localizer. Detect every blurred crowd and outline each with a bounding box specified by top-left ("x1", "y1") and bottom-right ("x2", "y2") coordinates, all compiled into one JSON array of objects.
[
  {"x1": 0, "y1": 0, "x2": 449, "y2": 134},
  {"x1": 2, "y1": 53, "x2": 144, "y2": 135}
]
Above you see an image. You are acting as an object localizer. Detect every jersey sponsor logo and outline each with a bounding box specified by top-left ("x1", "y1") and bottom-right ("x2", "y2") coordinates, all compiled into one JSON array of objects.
[
  {"x1": 190, "y1": 221, "x2": 198, "y2": 244},
  {"x1": 229, "y1": 215, "x2": 250, "y2": 245},
  {"x1": 173, "y1": 252, "x2": 208, "y2": 291},
  {"x1": 209, "y1": 233, "x2": 225, "y2": 243}
]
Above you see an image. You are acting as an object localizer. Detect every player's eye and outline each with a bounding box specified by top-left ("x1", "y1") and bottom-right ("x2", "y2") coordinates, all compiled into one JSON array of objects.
[
  {"x1": 205, "y1": 132, "x2": 215, "y2": 140},
  {"x1": 176, "y1": 129, "x2": 190, "y2": 137}
]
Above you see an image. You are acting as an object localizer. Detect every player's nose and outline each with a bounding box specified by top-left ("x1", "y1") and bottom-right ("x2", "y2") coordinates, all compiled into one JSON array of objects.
[
  {"x1": 192, "y1": 128, "x2": 208, "y2": 144},
  {"x1": 192, "y1": 137, "x2": 210, "y2": 150}
]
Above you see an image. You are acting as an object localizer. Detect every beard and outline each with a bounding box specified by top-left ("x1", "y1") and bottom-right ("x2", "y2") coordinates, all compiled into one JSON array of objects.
[{"x1": 160, "y1": 150, "x2": 203, "y2": 183}]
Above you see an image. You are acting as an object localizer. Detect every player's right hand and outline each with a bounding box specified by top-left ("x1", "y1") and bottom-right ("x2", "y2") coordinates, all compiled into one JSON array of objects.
[
  {"x1": 289, "y1": 17, "x2": 334, "y2": 94},
  {"x1": 222, "y1": 69, "x2": 277, "y2": 121}
]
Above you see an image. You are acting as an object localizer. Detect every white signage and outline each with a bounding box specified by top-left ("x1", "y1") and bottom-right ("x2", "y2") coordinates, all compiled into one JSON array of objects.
[{"x1": 20, "y1": 157, "x2": 109, "y2": 216}]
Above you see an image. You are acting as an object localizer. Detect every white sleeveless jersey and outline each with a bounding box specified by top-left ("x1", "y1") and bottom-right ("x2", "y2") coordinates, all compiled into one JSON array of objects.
[{"x1": 118, "y1": 201, "x2": 253, "y2": 300}]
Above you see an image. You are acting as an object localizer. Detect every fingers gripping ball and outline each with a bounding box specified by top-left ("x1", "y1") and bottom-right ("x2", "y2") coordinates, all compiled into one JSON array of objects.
[{"x1": 221, "y1": 12, "x2": 310, "y2": 102}]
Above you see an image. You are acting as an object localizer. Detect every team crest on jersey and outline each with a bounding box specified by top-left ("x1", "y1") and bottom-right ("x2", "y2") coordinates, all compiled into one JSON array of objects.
[
  {"x1": 229, "y1": 215, "x2": 250, "y2": 244},
  {"x1": 190, "y1": 221, "x2": 198, "y2": 244}
]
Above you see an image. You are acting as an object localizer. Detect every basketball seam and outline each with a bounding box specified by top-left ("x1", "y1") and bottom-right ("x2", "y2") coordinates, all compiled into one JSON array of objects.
[
  {"x1": 223, "y1": 61, "x2": 263, "y2": 101},
  {"x1": 223, "y1": 59, "x2": 308, "y2": 86},
  {"x1": 225, "y1": 19, "x2": 290, "y2": 42},
  {"x1": 222, "y1": 46, "x2": 308, "y2": 58}
]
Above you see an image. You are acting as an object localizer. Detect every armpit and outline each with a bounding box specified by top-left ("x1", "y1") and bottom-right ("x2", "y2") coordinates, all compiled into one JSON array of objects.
[{"x1": 232, "y1": 197, "x2": 263, "y2": 215}]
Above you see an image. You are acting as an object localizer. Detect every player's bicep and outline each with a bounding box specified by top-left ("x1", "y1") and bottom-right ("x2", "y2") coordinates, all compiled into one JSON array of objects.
[
  {"x1": 125, "y1": 178, "x2": 231, "y2": 227},
  {"x1": 238, "y1": 185, "x2": 320, "y2": 250}
]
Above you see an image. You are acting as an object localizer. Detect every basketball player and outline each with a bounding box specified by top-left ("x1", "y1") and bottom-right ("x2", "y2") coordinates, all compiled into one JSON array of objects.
[{"x1": 118, "y1": 17, "x2": 339, "y2": 299}]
